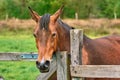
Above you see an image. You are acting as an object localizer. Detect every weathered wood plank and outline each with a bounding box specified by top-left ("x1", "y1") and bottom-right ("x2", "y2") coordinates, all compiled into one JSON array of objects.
[
  {"x1": 70, "y1": 29, "x2": 83, "y2": 65},
  {"x1": 57, "y1": 51, "x2": 70, "y2": 80},
  {"x1": 0, "y1": 52, "x2": 37, "y2": 61},
  {"x1": 71, "y1": 65, "x2": 120, "y2": 78},
  {"x1": 0, "y1": 53, "x2": 21, "y2": 60},
  {"x1": 70, "y1": 29, "x2": 83, "y2": 80},
  {"x1": 36, "y1": 58, "x2": 57, "y2": 80}
]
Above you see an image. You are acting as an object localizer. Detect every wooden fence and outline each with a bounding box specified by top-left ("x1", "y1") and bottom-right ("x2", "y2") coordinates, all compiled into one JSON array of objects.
[
  {"x1": 70, "y1": 29, "x2": 120, "y2": 80},
  {"x1": 1, "y1": 29, "x2": 120, "y2": 80},
  {"x1": 0, "y1": 52, "x2": 37, "y2": 61}
]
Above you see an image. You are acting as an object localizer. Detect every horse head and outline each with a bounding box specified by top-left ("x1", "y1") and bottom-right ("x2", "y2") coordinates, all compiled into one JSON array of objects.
[{"x1": 28, "y1": 6, "x2": 65, "y2": 73}]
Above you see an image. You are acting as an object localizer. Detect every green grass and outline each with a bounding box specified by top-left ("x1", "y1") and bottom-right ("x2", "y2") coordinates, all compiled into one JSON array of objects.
[
  {"x1": 0, "y1": 61, "x2": 39, "y2": 80},
  {"x1": 0, "y1": 29, "x2": 37, "y2": 52},
  {"x1": 0, "y1": 36, "x2": 37, "y2": 52},
  {"x1": 0, "y1": 29, "x2": 40, "y2": 80}
]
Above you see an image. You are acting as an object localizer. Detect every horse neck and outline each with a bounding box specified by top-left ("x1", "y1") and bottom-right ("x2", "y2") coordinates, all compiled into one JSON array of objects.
[
  {"x1": 83, "y1": 34, "x2": 93, "y2": 48},
  {"x1": 57, "y1": 30, "x2": 92, "y2": 53},
  {"x1": 83, "y1": 34, "x2": 96, "y2": 59},
  {"x1": 83, "y1": 35, "x2": 92, "y2": 44},
  {"x1": 56, "y1": 20, "x2": 71, "y2": 52},
  {"x1": 56, "y1": 19, "x2": 92, "y2": 52}
]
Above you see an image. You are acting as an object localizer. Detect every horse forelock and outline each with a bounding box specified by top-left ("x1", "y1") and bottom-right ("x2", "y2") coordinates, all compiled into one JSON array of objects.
[{"x1": 39, "y1": 13, "x2": 51, "y2": 30}]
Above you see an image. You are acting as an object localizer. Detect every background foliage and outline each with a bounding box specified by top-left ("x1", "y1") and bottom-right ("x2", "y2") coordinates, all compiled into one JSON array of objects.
[{"x1": 1, "y1": 0, "x2": 120, "y2": 19}]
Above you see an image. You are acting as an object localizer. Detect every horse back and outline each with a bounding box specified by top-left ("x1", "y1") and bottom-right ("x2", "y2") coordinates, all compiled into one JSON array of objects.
[{"x1": 82, "y1": 35, "x2": 120, "y2": 65}]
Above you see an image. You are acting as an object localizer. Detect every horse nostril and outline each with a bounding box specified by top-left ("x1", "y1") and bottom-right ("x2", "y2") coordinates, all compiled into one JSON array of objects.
[
  {"x1": 36, "y1": 61, "x2": 39, "y2": 65},
  {"x1": 36, "y1": 61, "x2": 41, "y2": 69},
  {"x1": 36, "y1": 61, "x2": 38, "y2": 64},
  {"x1": 45, "y1": 60, "x2": 50, "y2": 67}
]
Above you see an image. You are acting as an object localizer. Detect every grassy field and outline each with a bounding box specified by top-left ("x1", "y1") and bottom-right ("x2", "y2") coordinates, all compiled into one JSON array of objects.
[
  {"x1": 0, "y1": 61, "x2": 39, "y2": 80},
  {"x1": 0, "y1": 29, "x2": 37, "y2": 52},
  {"x1": 0, "y1": 29, "x2": 40, "y2": 80}
]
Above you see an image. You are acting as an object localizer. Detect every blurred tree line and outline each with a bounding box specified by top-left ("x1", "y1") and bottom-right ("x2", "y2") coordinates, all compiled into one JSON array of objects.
[{"x1": 0, "y1": 0, "x2": 120, "y2": 20}]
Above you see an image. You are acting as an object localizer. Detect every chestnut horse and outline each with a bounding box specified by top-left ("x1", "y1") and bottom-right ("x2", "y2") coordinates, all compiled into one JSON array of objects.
[{"x1": 29, "y1": 6, "x2": 120, "y2": 80}]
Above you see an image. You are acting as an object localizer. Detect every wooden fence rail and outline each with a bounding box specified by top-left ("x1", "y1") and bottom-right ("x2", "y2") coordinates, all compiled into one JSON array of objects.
[
  {"x1": 71, "y1": 65, "x2": 120, "y2": 78},
  {"x1": 0, "y1": 52, "x2": 37, "y2": 61}
]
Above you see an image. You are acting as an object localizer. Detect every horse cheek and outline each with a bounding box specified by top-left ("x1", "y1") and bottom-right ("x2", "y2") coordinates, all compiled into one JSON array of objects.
[
  {"x1": 54, "y1": 39, "x2": 57, "y2": 51},
  {"x1": 54, "y1": 35, "x2": 58, "y2": 51}
]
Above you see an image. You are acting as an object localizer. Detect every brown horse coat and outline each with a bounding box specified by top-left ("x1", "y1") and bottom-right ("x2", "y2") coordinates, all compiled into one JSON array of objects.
[
  {"x1": 83, "y1": 35, "x2": 120, "y2": 65},
  {"x1": 83, "y1": 35, "x2": 120, "y2": 80}
]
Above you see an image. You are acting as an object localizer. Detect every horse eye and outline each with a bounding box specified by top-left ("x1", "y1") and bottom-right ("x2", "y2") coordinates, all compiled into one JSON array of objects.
[
  {"x1": 52, "y1": 33, "x2": 56, "y2": 38},
  {"x1": 33, "y1": 33, "x2": 37, "y2": 38}
]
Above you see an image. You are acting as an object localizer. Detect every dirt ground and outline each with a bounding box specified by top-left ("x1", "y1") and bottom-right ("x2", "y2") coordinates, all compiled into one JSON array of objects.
[{"x1": 0, "y1": 18, "x2": 120, "y2": 29}]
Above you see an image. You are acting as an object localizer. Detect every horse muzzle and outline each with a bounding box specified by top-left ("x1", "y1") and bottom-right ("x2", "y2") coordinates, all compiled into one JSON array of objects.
[{"x1": 36, "y1": 60, "x2": 50, "y2": 73}]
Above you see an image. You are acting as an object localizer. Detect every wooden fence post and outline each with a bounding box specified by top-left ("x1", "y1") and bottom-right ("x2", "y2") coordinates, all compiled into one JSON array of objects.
[
  {"x1": 57, "y1": 51, "x2": 70, "y2": 80},
  {"x1": 75, "y1": 12, "x2": 78, "y2": 20},
  {"x1": 70, "y1": 29, "x2": 84, "y2": 80}
]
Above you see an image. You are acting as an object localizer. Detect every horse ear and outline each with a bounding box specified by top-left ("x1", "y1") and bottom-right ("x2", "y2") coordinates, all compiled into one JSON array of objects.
[
  {"x1": 51, "y1": 5, "x2": 64, "y2": 22},
  {"x1": 28, "y1": 7, "x2": 40, "y2": 22}
]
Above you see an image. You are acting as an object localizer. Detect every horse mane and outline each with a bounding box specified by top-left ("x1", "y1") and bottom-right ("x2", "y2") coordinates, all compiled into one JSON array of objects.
[
  {"x1": 39, "y1": 13, "x2": 74, "y2": 31},
  {"x1": 57, "y1": 19, "x2": 74, "y2": 30},
  {"x1": 39, "y1": 13, "x2": 51, "y2": 30}
]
